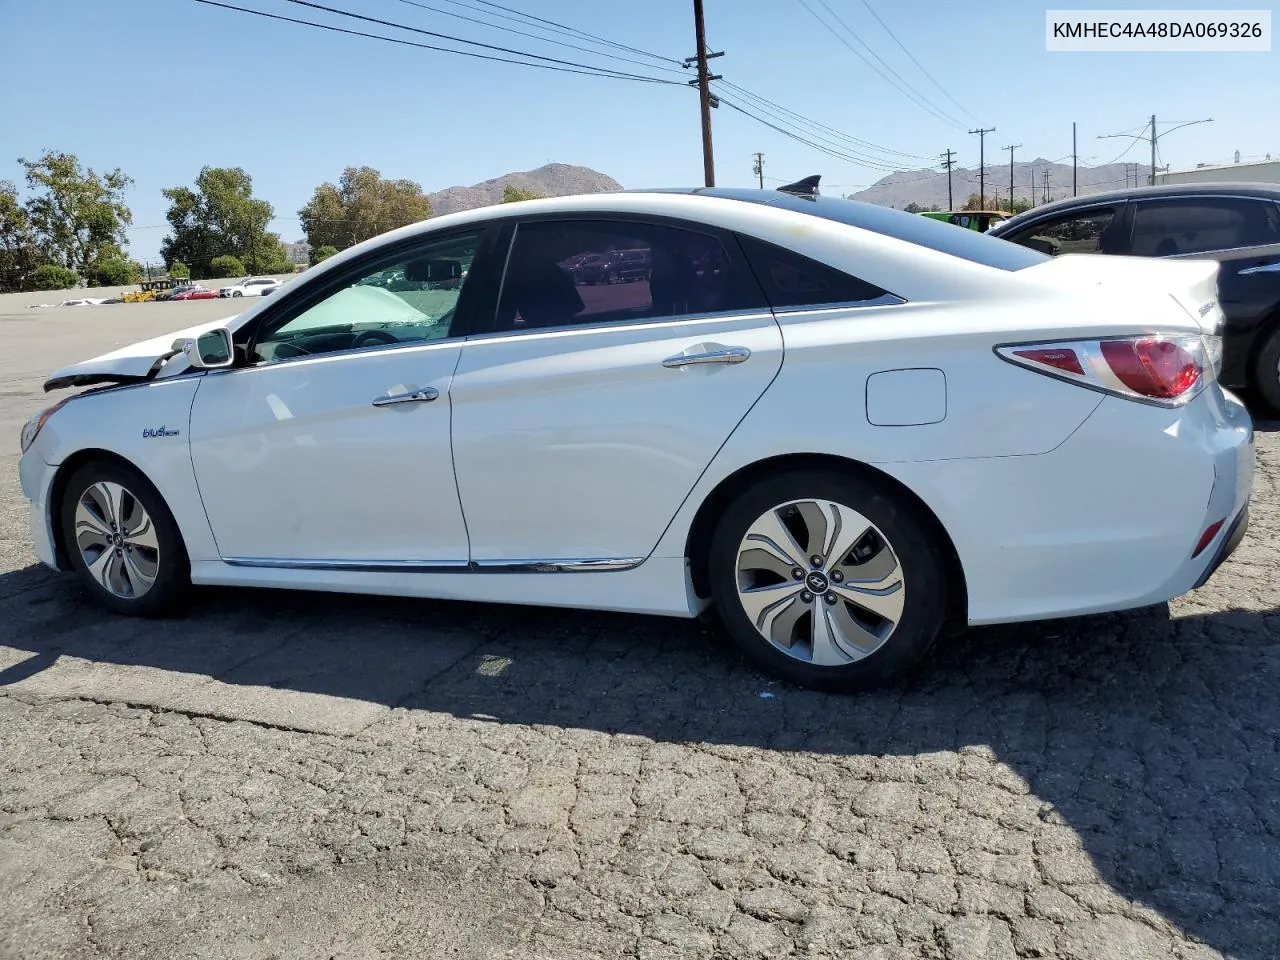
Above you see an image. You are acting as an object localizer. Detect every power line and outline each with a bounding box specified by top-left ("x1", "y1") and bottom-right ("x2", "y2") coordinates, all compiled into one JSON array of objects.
[
  {"x1": 461, "y1": 0, "x2": 685, "y2": 67},
  {"x1": 797, "y1": 0, "x2": 966, "y2": 130},
  {"x1": 389, "y1": 0, "x2": 689, "y2": 75},
  {"x1": 856, "y1": 0, "x2": 978, "y2": 123},
  {"x1": 191, "y1": 2, "x2": 680, "y2": 84}
]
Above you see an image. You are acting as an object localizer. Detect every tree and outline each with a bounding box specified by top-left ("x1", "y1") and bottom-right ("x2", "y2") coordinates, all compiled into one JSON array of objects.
[
  {"x1": 903, "y1": 201, "x2": 923, "y2": 214},
  {"x1": 502, "y1": 185, "x2": 546, "y2": 204},
  {"x1": 0, "y1": 179, "x2": 39, "y2": 293},
  {"x1": 19, "y1": 151, "x2": 133, "y2": 276},
  {"x1": 169, "y1": 260, "x2": 190, "y2": 279},
  {"x1": 299, "y1": 166, "x2": 431, "y2": 252},
  {"x1": 311, "y1": 245, "x2": 339, "y2": 265},
  {"x1": 208, "y1": 254, "x2": 245, "y2": 279},
  {"x1": 161, "y1": 166, "x2": 284, "y2": 276},
  {"x1": 33, "y1": 264, "x2": 79, "y2": 290},
  {"x1": 84, "y1": 256, "x2": 143, "y2": 286}
]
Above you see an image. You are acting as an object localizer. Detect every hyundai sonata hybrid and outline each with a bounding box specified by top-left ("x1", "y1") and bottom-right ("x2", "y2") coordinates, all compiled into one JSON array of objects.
[{"x1": 18, "y1": 186, "x2": 1255, "y2": 690}]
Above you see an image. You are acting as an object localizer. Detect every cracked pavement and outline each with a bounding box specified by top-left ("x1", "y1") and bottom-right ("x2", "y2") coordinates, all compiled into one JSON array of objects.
[{"x1": 1, "y1": 304, "x2": 1278, "y2": 959}]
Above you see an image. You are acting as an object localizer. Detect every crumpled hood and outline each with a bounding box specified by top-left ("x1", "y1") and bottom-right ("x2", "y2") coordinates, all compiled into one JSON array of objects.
[{"x1": 43, "y1": 315, "x2": 240, "y2": 392}]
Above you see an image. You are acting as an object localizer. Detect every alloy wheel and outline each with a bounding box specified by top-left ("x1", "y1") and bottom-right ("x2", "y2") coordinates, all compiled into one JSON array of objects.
[
  {"x1": 73, "y1": 481, "x2": 161, "y2": 599},
  {"x1": 735, "y1": 498, "x2": 905, "y2": 666}
]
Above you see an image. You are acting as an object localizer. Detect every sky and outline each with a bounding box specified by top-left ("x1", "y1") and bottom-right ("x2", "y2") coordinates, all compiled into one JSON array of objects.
[{"x1": 1, "y1": 0, "x2": 1276, "y2": 263}]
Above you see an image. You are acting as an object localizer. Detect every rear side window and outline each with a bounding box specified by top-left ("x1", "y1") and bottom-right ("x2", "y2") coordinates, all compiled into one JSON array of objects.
[
  {"x1": 735, "y1": 233, "x2": 890, "y2": 309},
  {"x1": 1128, "y1": 197, "x2": 1280, "y2": 256},
  {"x1": 495, "y1": 219, "x2": 766, "y2": 331},
  {"x1": 1003, "y1": 208, "x2": 1120, "y2": 256}
]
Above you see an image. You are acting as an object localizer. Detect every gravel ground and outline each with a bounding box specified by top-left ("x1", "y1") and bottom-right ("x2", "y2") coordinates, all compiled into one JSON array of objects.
[{"x1": 1, "y1": 305, "x2": 1278, "y2": 960}]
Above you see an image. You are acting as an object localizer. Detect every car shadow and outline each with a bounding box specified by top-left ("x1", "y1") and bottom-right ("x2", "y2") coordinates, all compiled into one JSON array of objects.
[{"x1": 0, "y1": 563, "x2": 1277, "y2": 957}]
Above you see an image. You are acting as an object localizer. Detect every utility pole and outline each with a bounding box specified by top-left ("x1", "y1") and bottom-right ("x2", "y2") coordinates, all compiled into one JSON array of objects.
[
  {"x1": 1097, "y1": 115, "x2": 1212, "y2": 187},
  {"x1": 1042, "y1": 168, "x2": 1052, "y2": 204},
  {"x1": 969, "y1": 127, "x2": 995, "y2": 209},
  {"x1": 1072, "y1": 121, "x2": 1078, "y2": 196},
  {"x1": 1002, "y1": 143, "x2": 1021, "y2": 212},
  {"x1": 685, "y1": 0, "x2": 723, "y2": 188},
  {"x1": 752, "y1": 152, "x2": 764, "y2": 189},
  {"x1": 940, "y1": 149, "x2": 956, "y2": 210},
  {"x1": 1030, "y1": 168, "x2": 1036, "y2": 207}
]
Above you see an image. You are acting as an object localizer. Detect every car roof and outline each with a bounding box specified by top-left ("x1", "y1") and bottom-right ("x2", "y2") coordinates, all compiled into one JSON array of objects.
[{"x1": 992, "y1": 181, "x2": 1280, "y2": 233}]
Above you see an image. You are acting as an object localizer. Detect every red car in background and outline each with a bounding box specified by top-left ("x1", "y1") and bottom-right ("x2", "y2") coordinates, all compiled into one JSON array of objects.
[{"x1": 170, "y1": 288, "x2": 221, "y2": 301}]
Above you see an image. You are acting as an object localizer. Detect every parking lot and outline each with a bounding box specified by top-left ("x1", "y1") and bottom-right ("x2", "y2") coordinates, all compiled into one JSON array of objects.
[{"x1": 1, "y1": 302, "x2": 1278, "y2": 959}]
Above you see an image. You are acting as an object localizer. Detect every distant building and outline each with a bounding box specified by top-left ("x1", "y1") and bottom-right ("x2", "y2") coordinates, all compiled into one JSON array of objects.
[
  {"x1": 284, "y1": 240, "x2": 312, "y2": 265},
  {"x1": 1155, "y1": 158, "x2": 1280, "y2": 186}
]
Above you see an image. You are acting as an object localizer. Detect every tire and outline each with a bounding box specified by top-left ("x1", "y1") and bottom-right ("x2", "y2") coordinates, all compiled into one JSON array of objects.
[
  {"x1": 1250, "y1": 325, "x2": 1280, "y2": 416},
  {"x1": 708, "y1": 468, "x2": 949, "y2": 691},
  {"x1": 59, "y1": 460, "x2": 190, "y2": 617},
  {"x1": 232, "y1": 290, "x2": 243, "y2": 297}
]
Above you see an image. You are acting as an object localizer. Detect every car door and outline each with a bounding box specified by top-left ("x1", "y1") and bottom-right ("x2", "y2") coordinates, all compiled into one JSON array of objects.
[
  {"x1": 449, "y1": 216, "x2": 783, "y2": 564},
  {"x1": 188, "y1": 227, "x2": 496, "y2": 566}
]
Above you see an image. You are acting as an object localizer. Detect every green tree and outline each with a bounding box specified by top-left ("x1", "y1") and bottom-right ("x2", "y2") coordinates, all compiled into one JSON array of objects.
[
  {"x1": 501, "y1": 185, "x2": 546, "y2": 204},
  {"x1": 299, "y1": 166, "x2": 431, "y2": 252},
  {"x1": 208, "y1": 254, "x2": 245, "y2": 279},
  {"x1": 32, "y1": 264, "x2": 79, "y2": 290},
  {"x1": 161, "y1": 166, "x2": 283, "y2": 275},
  {"x1": 84, "y1": 256, "x2": 143, "y2": 286},
  {"x1": 903, "y1": 201, "x2": 923, "y2": 214},
  {"x1": 0, "y1": 179, "x2": 39, "y2": 292},
  {"x1": 168, "y1": 260, "x2": 190, "y2": 279},
  {"x1": 310, "y1": 244, "x2": 339, "y2": 265},
  {"x1": 19, "y1": 151, "x2": 133, "y2": 275}
]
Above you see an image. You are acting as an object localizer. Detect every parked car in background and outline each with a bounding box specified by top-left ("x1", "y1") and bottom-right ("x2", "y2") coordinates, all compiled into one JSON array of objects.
[
  {"x1": 921, "y1": 210, "x2": 1011, "y2": 232},
  {"x1": 171, "y1": 288, "x2": 221, "y2": 301},
  {"x1": 219, "y1": 277, "x2": 282, "y2": 298},
  {"x1": 990, "y1": 183, "x2": 1280, "y2": 411},
  {"x1": 21, "y1": 186, "x2": 1253, "y2": 691},
  {"x1": 155, "y1": 285, "x2": 203, "y2": 302}
]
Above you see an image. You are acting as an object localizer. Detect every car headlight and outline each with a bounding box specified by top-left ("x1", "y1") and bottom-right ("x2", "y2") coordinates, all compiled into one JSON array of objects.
[{"x1": 20, "y1": 399, "x2": 69, "y2": 454}]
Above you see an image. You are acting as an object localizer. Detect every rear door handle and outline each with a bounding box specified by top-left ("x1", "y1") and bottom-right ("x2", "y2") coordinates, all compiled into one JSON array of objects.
[
  {"x1": 372, "y1": 387, "x2": 439, "y2": 407},
  {"x1": 1239, "y1": 261, "x2": 1280, "y2": 276},
  {"x1": 662, "y1": 346, "x2": 751, "y2": 368}
]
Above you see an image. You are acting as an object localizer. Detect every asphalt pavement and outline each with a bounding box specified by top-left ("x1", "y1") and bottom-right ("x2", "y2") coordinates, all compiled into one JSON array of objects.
[{"x1": 1, "y1": 303, "x2": 1277, "y2": 960}]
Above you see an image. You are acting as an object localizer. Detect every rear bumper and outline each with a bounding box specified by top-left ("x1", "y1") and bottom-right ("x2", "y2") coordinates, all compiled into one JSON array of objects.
[{"x1": 1192, "y1": 504, "x2": 1249, "y2": 590}]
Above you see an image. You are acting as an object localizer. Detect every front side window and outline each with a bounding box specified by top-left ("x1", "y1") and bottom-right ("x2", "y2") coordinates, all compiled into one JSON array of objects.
[
  {"x1": 252, "y1": 230, "x2": 482, "y2": 362},
  {"x1": 1128, "y1": 197, "x2": 1280, "y2": 256},
  {"x1": 494, "y1": 220, "x2": 762, "y2": 332},
  {"x1": 1004, "y1": 208, "x2": 1118, "y2": 256}
]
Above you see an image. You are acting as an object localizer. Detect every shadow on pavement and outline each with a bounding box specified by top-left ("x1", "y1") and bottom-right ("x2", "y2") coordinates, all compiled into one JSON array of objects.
[{"x1": 1, "y1": 562, "x2": 1277, "y2": 958}]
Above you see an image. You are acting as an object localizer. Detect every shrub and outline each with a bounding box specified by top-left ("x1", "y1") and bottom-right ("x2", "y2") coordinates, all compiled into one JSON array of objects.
[
  {"x1": 85, "y1": 257, "x2": 143, "y2": 286},
  {"x1": 208, "y1": 255, "x2": 245, "y2": 279},
  {"x1": 32, "y1": 264, "x2": 79, "y2": 291},
  {"x1": 264, "y1": 258, "x2": 295, "y2": 275},
  {"x1": 168, "y1": 260, "x2": 190, "y2": 279},
  {"x1": 310, "y1": 245, "x2": 339, "y2": 265}
]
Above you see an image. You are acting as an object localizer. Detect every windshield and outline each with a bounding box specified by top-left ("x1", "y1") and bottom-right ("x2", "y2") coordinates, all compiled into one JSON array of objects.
[{"x1": 702, "y1": 189, "x2": 1050, "y2": 272}]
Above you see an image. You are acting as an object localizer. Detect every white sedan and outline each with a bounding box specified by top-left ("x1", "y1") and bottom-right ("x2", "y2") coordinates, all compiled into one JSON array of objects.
[
  {"x1": 18, "y1": 186, "x2": 1254, "y2": 689},
  {"x1": 218, "y1": 277, "x2": 282, "y2": 298}
]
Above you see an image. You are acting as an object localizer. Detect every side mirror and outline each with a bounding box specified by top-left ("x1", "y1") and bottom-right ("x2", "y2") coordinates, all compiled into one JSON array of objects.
[{"x1": 174, "y1": 328, "x2": 235, "y2": 369}]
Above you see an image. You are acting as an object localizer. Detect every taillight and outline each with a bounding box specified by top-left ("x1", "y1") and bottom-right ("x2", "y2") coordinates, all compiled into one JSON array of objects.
[{"x1": 997, "y1": 334, "x2": 1218, "y2": 406}]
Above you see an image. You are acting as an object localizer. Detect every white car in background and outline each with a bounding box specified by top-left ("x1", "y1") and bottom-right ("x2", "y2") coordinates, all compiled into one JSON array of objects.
[
  {"x1": 17, "y1": 185, "x2": 1254, "y2": 690},
  {"x1": 218, "y1": 277, "x2": 282, "y2": 298}
]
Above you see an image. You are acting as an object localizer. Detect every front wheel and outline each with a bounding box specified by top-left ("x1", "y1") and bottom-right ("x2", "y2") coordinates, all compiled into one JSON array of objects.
[
  {"x1": 232, "y1": 290, "x2": 243, "y2": 297},
  {"x1": 59, "y1": 461, "x2": 190, "y2": 616},
  {"x1": 708, "y1": 469, "x2": 949, "y2": 691}
]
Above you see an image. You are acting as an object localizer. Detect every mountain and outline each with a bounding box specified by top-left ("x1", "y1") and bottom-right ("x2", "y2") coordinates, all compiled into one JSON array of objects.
[
  {"x1": 426, "y1": 163, "x2": 622, "y2": 216},
  {"x1": 850, "y1": 160, "x2": 1152, "y2": 210}
]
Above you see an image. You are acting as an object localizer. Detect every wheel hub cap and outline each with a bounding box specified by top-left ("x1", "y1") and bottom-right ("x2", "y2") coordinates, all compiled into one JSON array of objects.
[
  {"x1": 73, "y1": 481, "x2": 160, "y2": 600},
  {"x1": 735, "y1": 497, "x2": 905, "y2": 667}
]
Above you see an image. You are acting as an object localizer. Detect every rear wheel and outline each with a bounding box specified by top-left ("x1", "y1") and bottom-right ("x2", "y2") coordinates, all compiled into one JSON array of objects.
[
  {"x1": 708, "y1": 469, "x2": 949, "y2": 691},
  {"x1": 1250, "y1": 325, "x2": 1280, "y2": 415},
  {"x1": 59, "y1": 461, "x2": 190, "y2": 616}
]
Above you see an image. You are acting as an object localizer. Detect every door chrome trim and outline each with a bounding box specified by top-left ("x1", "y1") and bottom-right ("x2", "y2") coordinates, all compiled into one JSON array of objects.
[
  {"x1": 372, "y1": 386, "x2": 439, "y2": 406},
  {"x1": 222, "y1": 557, "x2": 471, "y2": 573},
  {"x1": 472, "y1": 557, "x2": 645, "y2": 573},
  {"x1": 221, "y1": 556, "x2": 644, "y2": 573},
  {"x1": 662, "y1": 346, "x2": 751, "y2": 368}
]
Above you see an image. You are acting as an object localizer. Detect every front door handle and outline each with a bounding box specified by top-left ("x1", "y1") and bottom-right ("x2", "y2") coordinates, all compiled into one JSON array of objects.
[
  {"x1": 1239, "y1": 261, "x2": 1280, "y2": 276},
  {"x1": 662, "y1": 345, "x2": 752, "y2": 368},
  {"x1": 372, "y1": 387, "x2": 439, "y2": 407}
]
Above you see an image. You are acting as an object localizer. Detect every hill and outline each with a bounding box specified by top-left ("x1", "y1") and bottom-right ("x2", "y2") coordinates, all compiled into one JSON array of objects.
[
  {"x1": 850, "y1": 160, "x2": 1152, "y2": 210},
  {"x1": 426, "y1": 163, "x2": 622, "y2": 216}
]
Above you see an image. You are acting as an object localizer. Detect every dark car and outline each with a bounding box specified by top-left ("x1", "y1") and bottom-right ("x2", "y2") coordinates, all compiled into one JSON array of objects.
[{"x1": 989, "y1": 183, "x2": 1280, "y2": 411}]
